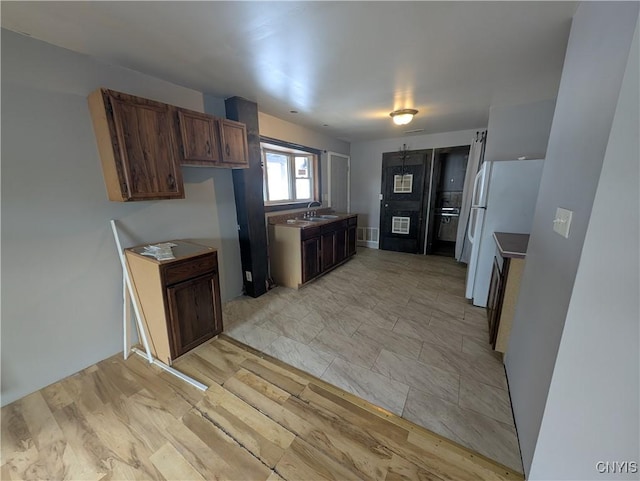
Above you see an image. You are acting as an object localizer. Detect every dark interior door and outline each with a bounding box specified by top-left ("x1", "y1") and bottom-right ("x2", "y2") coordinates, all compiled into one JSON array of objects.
[{"x1": 379, "y1": 150, "x2": 431, "y2": 253}]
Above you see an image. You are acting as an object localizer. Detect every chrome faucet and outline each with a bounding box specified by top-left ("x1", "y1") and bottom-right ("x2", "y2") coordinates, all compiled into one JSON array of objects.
[{"x1": 307, "y1": 201, "x2": 322, "y2": 208}]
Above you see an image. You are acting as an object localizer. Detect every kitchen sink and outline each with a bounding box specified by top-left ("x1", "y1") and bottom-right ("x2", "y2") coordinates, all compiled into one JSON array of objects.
[{"x1": 319, "y1": 214, "x2": 339, "y2": 219}]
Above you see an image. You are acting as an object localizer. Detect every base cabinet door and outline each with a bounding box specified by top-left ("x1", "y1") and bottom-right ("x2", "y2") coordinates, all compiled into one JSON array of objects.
[
  {"x1": 302, "y1": 237, "x2": 321, "y2": 283},
  {"x1": 487, "y1": 257, "x2": 506, "y2": 348},
  {"x1": 166, "y1": 271, "x2": 222, "y2": 358},
  {"x1": 335, "y1": 228, "x2": 347, "y2": 264},
  {"x1": 347, "y1": 225, "x2": 357, "y2": 256},
  {"x1": 321, "y1": 232, "x2": 336, "y2": 271}
]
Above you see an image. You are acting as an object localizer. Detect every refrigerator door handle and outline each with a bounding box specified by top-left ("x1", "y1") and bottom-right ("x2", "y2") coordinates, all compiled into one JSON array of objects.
[
  {"x1": 468, "y1": 207, "x2": 478, "y2": 244},
  {"x1": 471, "y1": 167, "x2": 485, "y2": 207}
]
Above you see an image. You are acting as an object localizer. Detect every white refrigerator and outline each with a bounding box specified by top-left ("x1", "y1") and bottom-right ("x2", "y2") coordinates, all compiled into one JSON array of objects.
[{"x1": 465, "y1": 159, "x2": 544, "y2": 307}]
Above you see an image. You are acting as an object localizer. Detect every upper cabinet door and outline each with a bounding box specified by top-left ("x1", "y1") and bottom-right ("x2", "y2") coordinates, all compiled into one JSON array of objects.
[
  {"x1": 176, "y1": 109, "x2": 221, "y2": 165},
  {"x1": 88, "y1": 88, "x2": 184, "y2": 201},
  {"x1": 108, "y1": 91, "x2": 184, "y2": 200},
  {"x1": 218, "y1": 119, "x2": 249, "y2": 167}
]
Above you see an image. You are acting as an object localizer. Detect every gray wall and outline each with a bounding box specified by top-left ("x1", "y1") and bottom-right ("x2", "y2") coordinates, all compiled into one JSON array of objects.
[
  {"x1": 529, "y1": 15, "x2": 639, "y2": 479},
  {"x1": 505, "y1": 2, "x2": 640, "y2": 475},
  {"x1": 258, "y1": 111, "x2": 351, "y2": 204},
  {"x1": 483, "y1": 99, "x2": 556, "y2": 162},
  {"x1": 350, "y1": 129, "x2": 481, "y2": 228},
  {"x1": 1, "y1": 30, "x2": 243, "y2": 406}
]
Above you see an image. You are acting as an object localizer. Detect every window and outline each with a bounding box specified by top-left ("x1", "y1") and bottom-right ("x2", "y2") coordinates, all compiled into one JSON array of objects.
[
  {"x1": 393, "y1": 174, "x2": 414, "y2": 193},
  {"x1": 262, "y1": 142, "x2": 318, "y2": 205},
  {"x1": 391, "y1": 216, "x2": 411, "y2": 234}
]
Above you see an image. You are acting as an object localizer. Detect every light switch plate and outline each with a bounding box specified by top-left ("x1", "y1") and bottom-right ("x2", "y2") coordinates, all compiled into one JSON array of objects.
[{"x1": 553, "y1": 207, "x2": 573, "y2": 238}]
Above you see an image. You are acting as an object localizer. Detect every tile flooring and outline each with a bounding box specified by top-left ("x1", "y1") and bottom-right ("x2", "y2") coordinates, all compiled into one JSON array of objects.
[{"x1": 223, "y1": 247, "x2": 522, "y2": 472}]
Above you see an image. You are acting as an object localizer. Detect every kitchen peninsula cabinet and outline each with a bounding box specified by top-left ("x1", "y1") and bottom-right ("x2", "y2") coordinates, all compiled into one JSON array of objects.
[
  {"x1": 88, "y1": 88, "x2": 185, "y2": 201},
  {"x1": 487, "y1": 232, "x2": 529, "y2": 354},
  {"x1": 125, "y1": 241, "x2": 223, "y2": 364},
  {"x1": 269, "y1": 214, "x2": 357, "y2": 288}
]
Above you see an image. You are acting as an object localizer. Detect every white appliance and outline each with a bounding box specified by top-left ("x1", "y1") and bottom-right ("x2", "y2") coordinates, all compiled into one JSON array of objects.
[{"x1": 465, "y1": 159, "x2": 544, "y2": 307}]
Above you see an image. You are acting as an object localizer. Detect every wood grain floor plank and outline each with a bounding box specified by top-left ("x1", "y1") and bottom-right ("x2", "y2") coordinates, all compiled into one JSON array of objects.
[
  {"x1": 1, "y1": 402, "x2": 32, "y2": 461},
  {"x1": 276, "y1": 437, "x2": 364, "y2": 481},
  {"x1": 80, "y1": 400, "x2": 159, "y2": 480},
  {"x1": 229, "y1": 368, "x2": 291, "y2": 404},
  {"x1": 188, "y1": 338, "x2": 248, "y2": 375},
  {"x1": 240, "y1": 358, "x2": 307, "y2": 396},
  {"x1": 150, "y1": 442, "x2": 205, "y2": 481},
  {"x1": 299, "y1": 383, "x2": 410, "y2": 443},
  {"x1": 283, "y1": 395, "x2": 392, "y2": 481},
  {"x1": 181, "y1": 409, "x2": 272, "y2": 481},
  {"x1": 196, "y1": 396, "x2": 288, "y2": 468},
  {"x1": 2, "y1": 337, "x2": 523, "y2": 481},
  {"x1": 52, "y1": 403, "x2": 110, "y2": 479},
  {"x1": 384, "y1": 453, "x2": 445, "y2": 481},
  {"x1": 174, "y1": 351, "x2": 234, "y2": 386},
  {"x1": 226, "y1": 368, "x2": 389, "y2": 481},
  {"x1": 96, "y1": 357, "x2": 144, "y2": 398},
  {"x1": 406, "y1": 431, "x2": 519, "y2": 480},
  {"x1": 198, "y1": 378, "x2": 295, "y2": 449},
  {"x1": 113, "y1": 354, "x2": 194, "y2": 419},
  {"x1": 41, "y1": 382, "x2": 74, "y2": 412},
  {"x1": 59, "y1": 372, "x2": 105, "y2": 414},
  {"x1": 18, "y1": 391, "x2": 65, "y2": 450}
]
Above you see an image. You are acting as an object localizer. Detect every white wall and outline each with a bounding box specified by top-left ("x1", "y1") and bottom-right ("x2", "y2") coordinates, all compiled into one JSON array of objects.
[
  {"x1": 529, "y1": 15, "x2": 639, "y2": 480},
  {"x1": 258, "y1": 112, "x2": 351, "y2": 204},
  {"x1": 483, "y1": 99, "x2": 556, "y2": 162},
  {"x1": 0, "y1": 30, "x2": 243, "y2": 406},
  {"x1": 505, "y1": 3, "x2": 640, "y2": 475},
  {"x1": 350, "y1": 129, "x2": 482, "y2": 228}
]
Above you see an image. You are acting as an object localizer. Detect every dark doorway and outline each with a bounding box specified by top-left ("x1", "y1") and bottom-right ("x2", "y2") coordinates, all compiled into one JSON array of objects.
[
  {"x1": 425, "y1": 145, "x2": 469, "y2": 256},
  {"x1": 379, "y1": 149, "x2": 432, "y2": 253}
]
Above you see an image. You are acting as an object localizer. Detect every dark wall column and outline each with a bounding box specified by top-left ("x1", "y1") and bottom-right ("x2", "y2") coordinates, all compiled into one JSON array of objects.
[{"x1": 225, "y1": 96, "x2": 268, "y2": 297}]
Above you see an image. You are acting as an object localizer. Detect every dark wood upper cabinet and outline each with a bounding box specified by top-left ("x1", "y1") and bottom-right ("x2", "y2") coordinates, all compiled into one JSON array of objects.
[
  {"x1": 88, "y1": 88, "x2": 184, "y2": 201},
  {"x1": 218, "y1": 119, "x2": 249, "y2": 166},
  {"x1": 89, "y1": 88, "x2": 251, "y2": 202},
  {"x1": 176, "y1": 108, "x2": 221, "y2": 165}
]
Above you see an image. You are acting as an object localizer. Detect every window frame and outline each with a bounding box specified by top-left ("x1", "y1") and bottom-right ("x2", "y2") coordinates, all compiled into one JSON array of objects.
[{"x1": 260, "y1": 137, "x2": 321, "y2": 211}]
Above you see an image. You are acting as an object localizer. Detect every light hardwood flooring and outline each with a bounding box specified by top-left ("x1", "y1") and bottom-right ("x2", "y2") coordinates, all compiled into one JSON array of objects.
[
  {"x1": 224, "y1": 247, "x2": 523, "y2": 473},
  {"x1": 1, "y1": 336, "x2": 523, "y2": 481}
]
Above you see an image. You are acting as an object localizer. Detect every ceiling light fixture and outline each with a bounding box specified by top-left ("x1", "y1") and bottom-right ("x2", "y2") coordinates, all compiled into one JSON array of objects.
[{"x1": 390, "y1": 108, "x2": 418, "y2": 126}]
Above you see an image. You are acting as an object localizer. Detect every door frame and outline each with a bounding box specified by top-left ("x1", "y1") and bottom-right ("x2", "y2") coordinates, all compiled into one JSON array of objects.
[
  {"x1": 327, "y1": 151, "x2": 351, "y2": 213},
  {"x1": 424, "y1": 145, "x2": 472, "y2": 255}
]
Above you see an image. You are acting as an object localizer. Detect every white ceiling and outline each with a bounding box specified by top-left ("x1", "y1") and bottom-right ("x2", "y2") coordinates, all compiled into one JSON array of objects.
[{"x1": 1, "y1": 1, "x2": 577, "y2": 142}]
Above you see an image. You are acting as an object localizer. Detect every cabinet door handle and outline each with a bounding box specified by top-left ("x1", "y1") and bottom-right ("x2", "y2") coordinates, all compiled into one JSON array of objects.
[
  {"x1": 225, "y1": 144, "x2": 231, "y2": 157},
  {"x1": 168, "y1": 174, "x2": 175, "y2": 189},
  {"x1": 205, "y1": 140, "x2": 211, "y2": 155}
]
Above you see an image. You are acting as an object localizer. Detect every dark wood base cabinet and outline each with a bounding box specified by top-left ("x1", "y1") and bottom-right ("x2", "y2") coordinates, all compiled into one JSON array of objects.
[
  {"x1": 125, "y1": 241, "x2": 223, "y2": 364},
  {"x1": 270, "y1": 215, "x2": 358, "y2": 288},
  {"x1": 487, "y1": 257, "x2": 507, "y2": 349},
  {"x1": 486, "y1": 254, "x2": 526, "y2": 353}
]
